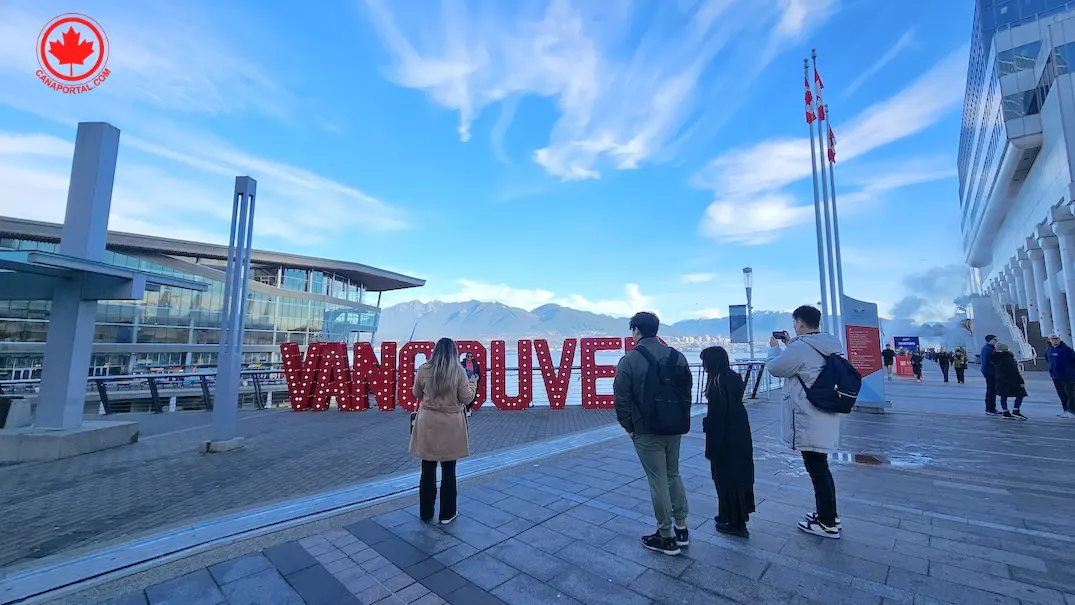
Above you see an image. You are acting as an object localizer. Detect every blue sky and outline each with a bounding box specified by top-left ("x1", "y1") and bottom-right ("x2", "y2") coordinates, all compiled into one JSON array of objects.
[{"x1": 0, "y1": 0, "x2": 973, "y2": 323}]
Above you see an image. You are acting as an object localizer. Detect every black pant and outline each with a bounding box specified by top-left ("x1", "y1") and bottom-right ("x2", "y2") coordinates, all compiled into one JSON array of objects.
[
  {"x1": 955, "y1": 367, "x2": 966, "y2": 383},
  {"x1": 801, "y1": 451, "x2": 837, "y2": 526},
  {"x1": 912, "y1": 365, "x2": 922, "y2": 379},
  {"x1": 1000, "y1": 396, "x2": 1023, "y2": 411},
  {"x1": 419, "y1": 460, "x2": 457, "y2": 521},
  {"x1": 940, "y1": 365, "x2": 950, "y2": 382},
  {"x1": 984, "y1": 374, "x2": 997, "y2": 412},
  {"x1": 1053, "y1": 379, "x2": 1075, "y2": 413}
]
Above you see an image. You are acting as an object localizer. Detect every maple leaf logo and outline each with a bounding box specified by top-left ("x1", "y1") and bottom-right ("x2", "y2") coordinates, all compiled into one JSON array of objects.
[{"x1": 48, "y1": 26, "x2": 94, "y2": 77}]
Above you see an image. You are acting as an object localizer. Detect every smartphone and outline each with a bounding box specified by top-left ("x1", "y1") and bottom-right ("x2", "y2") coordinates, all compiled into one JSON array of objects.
[{"x1": 772, "y1": 330, "x2": 787, "y2": 341}]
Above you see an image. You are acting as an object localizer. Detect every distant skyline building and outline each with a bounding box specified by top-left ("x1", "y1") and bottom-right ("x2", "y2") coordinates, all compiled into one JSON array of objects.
[
  {"x1": 959, "y1": 0, "x2": 1075, "y2": 361},
  {"x1": 0, "y1": 216, "x2": 423, "y2": 380}
]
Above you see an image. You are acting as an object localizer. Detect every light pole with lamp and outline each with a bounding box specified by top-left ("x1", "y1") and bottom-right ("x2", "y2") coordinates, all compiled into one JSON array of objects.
[{"x1": 743, "y1": 267, "x2": 754, "y2": 359}]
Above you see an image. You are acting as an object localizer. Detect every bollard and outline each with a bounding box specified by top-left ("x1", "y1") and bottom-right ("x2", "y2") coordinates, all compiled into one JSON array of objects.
[
  {"x1": 264, "y1": 390, "x2": 272, "y2": 409},
  {"x1": 169, "y1": 396, "x2": 177, "y2": 412}
]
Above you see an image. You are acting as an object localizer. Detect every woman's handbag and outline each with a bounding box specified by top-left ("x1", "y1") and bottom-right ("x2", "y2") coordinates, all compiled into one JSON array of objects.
[{"x1": 409, "y1": 411, "x2": 417, "y2": 434}]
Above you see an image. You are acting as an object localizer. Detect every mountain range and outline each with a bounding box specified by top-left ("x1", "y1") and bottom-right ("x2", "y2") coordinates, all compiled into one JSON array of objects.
[{"x1": 373, "y1": 300, "x2": 961, "y2": 349}]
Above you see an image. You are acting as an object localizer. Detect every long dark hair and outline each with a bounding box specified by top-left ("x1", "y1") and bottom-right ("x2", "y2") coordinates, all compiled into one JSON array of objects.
[{"x1": 701, "y1": 346, "x2": 732, "y2": 395}]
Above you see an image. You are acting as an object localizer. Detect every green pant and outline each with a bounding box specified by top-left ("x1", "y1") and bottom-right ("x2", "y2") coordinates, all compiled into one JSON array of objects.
[{"x1": 632, "y1": 433, "x2": 689, "y2": 538}]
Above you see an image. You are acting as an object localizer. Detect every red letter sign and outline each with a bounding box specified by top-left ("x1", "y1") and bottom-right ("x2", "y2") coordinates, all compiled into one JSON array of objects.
[
  {"x1": 580, "y1": 337, "x2": 621, "y2": 409},
  {"x1": 281, "y1": 342, "x2": 320, "y2": 411},
  {"x1": 535, "y1": 338, "x2": 576, "y2": 409},
  {"x1": 313, "y1": 342, "x2": 354, "y2": 411},
  {"x1": 353, "y1": 342, "x2": 397, "y2": 411},
  {"x1": 490, "y1": 340, "x2": 533, "y2": 410},
  {"x1": 397, "y1": 341, "x2": 435, "y2": 412}
]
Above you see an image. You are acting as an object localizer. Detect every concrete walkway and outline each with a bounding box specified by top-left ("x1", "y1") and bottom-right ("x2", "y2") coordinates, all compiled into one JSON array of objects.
[{"x1": 51, "y1": 364, "x2": 1075, "y2": 605}]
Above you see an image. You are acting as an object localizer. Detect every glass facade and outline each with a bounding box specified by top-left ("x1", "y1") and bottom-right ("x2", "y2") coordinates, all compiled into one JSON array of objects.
[
  {"x1": 0, "y1": 236, "x2": 385, "y2": 379},
  {"x1": 959, "y1": 0, "x2": 1073, "y2": 196}
]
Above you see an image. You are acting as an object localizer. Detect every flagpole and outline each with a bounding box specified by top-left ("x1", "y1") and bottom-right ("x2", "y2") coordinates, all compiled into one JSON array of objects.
[
  {"x1": 813, "y1": 51, "x2": 839, "y2": 340},
  {"x1": 825, "y1": 102, "x2": 847, "y2": 341},
  {"x1": 805, "y1": 58, "x2": 829, "y2": 328}
]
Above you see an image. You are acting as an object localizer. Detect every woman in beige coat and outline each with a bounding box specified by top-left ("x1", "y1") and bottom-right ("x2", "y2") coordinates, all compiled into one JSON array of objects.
[{"x1": 409, "y1": 337, "x2": 477, "y2": 524}]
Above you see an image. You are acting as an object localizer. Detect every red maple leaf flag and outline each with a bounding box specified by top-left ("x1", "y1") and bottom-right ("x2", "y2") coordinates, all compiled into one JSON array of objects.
[
  {"x1": 48, "y1": 26, "x2": 95, "y2": 77},
  {"x1": 828, "y1": 125, "x2": 836, "y2": 148},
  {"x1": 814, "y1": 68, "x2": 824, "y2": 90},
  {"x1": 818, "y1": 104, "x2": 826, "y2": 121},
  {"x1": 828, "y1": 147, "x2": 836, "y2": 163},
  {"x1": 804, "y1": 76, "x2": 815, "y2": 123}
]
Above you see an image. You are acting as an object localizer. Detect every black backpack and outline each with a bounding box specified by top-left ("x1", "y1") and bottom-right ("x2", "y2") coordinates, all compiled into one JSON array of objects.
[
  {"x1": 634, "y1": 346, "x2": 693, "y2": 435},
  {"x1": 795, "y1": 341, "x2": 861, "y2": 414}
]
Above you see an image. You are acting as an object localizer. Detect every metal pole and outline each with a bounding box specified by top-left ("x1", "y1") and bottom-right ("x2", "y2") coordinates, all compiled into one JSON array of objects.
[
  {"x1": 746, "y1": 286, "x2": 754, "y2": 359},
  {"x1": 210, "y1": 177, "x2": 257, "y2": 446},
  {"x1": 805, "y1": 58, "x2": 829, "y2": 325},
  {"x1": 813, "y1": 50, "x2": 839, "y2": 339},
  {"x1": 824, "y1": 103, "x2": 847, "y2": 346}
]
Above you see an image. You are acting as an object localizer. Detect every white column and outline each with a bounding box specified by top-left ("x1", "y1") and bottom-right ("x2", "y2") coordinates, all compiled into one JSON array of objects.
[
  {"x1": 1019, "y1": 252, "x2": 1039, "y2": 322},
  {"x1": 1028, "y1": 237, "x2": 1054, "y2": 336},
  {"x1": 1011, "y1": 257, "x2": 1029, "y2": 308},
  {"x1": 1038, "y1": 225, "x2": 1069, "y2": 341},
  {"x1": 35, "y1": 123, "x2": 120, "y2": 430},
  {"x1": 1005, "y1": 266, "x2": 1019, "y2": 308},
  {"x1": 998, "y1": 274, "x2": 1011, "y2": 306},
  {"x1": 1051, "y1": 213, "x2": 1075, "y2": 344}
]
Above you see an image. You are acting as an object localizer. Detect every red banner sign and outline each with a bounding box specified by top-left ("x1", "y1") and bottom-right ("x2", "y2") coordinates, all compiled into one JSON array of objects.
[{"x1": 281, "y1": 337, "x2": 664, "y2": 412}]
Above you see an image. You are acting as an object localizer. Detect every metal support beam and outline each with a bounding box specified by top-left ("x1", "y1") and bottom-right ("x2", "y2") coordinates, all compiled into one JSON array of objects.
[{"x1": 210, "y1": 177, "x2": 257, "y2": 445}]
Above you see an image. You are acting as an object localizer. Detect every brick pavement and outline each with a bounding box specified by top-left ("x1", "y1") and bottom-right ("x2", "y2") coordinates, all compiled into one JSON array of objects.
[
  {"x1": 0, "y1": 406, "x2": 619, "y2": 570},
  {"x1": 72, "y1": 378, "x2": 1075, "y2": 605}
]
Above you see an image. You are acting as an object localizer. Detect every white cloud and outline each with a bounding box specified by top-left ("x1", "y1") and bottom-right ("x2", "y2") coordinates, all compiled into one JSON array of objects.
[
  {"x1": 693, "y1": 46, "x2": 968, "y2": 243},
  {"x1": 417, "y1": 279, "x2": 659, "y2": 318},
  {"x1": 362, "y1": 0, "x2": 836, "y2": 181},
  {"x1": 0, "y1": 128, "x2": 410, "y2": 246},
  {"x1": 844, "y1": 28, "x2": 916, "y2": 98},
  {"x1": 695, "y1": 307, "x2": 725, "y2": 319},
  {"x1": 680, "y1": 272, "x2": 715, "y2": 284}
]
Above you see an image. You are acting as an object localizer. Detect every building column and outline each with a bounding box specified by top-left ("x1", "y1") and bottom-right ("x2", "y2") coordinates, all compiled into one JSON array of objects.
[
  {"x1": 1051, "y1": 212, "x2": 1075, "y2": 344},
  {"x1": 1005, "y1": 265, "x2": 1019, "y2": 310},
  {"x1": 1011, "y1": 258, "x2": 1029, "y2": 309},
  {"x1": 1027, "y1": 237, "x2": 1055, "y2": 336},
  {"x1": 1038, "y1": 225, "x2": 1070, "y2": 342},
  {"x1": 1019, "y1": 251, "x2": 1039, "y2": 322}
]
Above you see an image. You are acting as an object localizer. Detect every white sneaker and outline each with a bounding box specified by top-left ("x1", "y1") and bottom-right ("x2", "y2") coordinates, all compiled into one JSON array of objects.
[
  {"x1": 797, "y1": 518, "x2": 840, "y2": 539},
  {"x1": 1062, "y1": 411, "x2": 1075, "y2": 419}
]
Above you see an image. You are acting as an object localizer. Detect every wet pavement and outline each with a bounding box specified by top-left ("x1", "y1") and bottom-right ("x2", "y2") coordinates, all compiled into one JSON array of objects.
[{"x1": 42, "y1": 361, "x2": 1075, "y2": 605}]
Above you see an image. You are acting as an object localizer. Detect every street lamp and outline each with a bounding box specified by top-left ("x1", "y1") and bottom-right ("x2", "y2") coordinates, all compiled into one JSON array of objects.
[{"x1": 743, "y1": 267, "x2": 754, "y2": 359}]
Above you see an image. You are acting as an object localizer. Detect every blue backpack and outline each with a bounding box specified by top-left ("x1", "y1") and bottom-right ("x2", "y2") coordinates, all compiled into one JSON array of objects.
[{"x1": 795, "y1": 341, "x2": 861, "y2": 414}]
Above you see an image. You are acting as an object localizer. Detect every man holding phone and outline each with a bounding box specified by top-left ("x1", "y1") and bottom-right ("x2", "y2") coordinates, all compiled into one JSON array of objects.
[{"x1": 461, "y1": 352, "x2": 482, "y2": 417}]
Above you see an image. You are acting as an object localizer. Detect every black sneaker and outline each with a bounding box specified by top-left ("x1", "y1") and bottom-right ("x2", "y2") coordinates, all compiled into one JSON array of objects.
[
  {"x1": 986, "y1": 410, "x2": 1002, "y2": 416},
  {"x1": 715, "y1": 521, "x2": 749, "y2": 538},
  {"x1": 641, "y1": 532, "x2": 681, "y2": 556},
  {"x1": 1012, "y1": 410, "x2": 1027, "y2": 420},
  {"x1": 1002, "y1": 411, "x2": 1014, "y2": 419},
  {"x1": 804, "y1": 512, "x2": 841, "y2": 530},
  {"x1": 674, "y1": 525, "x2": 689, "y2": 547}
]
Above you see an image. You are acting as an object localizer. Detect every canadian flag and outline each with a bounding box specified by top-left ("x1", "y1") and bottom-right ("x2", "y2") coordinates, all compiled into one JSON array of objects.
[
  {"x1": 828, "y1": 125, "x2": 837, "y2": 163},
  {"x1": 814, "y1": 68, "x2": 824, "y2": 90},
  {"x1": 805, "y1": 76, "x2": 815, "y2": 124}
]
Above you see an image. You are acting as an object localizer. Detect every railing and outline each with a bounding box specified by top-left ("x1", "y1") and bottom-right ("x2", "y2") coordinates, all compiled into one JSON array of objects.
[
  {"x1": 0, "y1": 361, "x2": 780, "y2": 415},
  {"x1": 989, "y1": 293, "x2": 1036, "y2": 361}
]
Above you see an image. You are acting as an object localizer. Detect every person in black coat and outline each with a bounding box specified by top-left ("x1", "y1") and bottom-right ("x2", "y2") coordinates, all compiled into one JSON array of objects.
[
  {"x1": 460, "y1": 353, "x2": 482, "y2": 416},
  {"x1": 937, "y1": 349, "x2": 952, "y2": 383},
  {"x1": 910, "y1": 349, "x2": 924, "y2": 383},
  {"x1": 701, "y1": 346, "x2": 755, "y2": 538},
  {"x1": 993, "y1": 344, "x2": 1028, "y2": 420}
]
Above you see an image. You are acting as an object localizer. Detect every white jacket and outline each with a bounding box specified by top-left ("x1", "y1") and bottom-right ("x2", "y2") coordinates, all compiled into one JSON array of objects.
[{"x1": 766, "y1": 332, "x2": 843, "y2": 454}]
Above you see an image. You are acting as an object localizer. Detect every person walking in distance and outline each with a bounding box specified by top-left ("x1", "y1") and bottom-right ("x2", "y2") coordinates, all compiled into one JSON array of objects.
[
  {"x1": 766, "y1": 305, "x2": 843, "y2": 539},
  {"x1": 460, "y1": 352, "x2": 482, "y2": 417},
  {"x1": 613, "y1": 312, "x2": 694, "y2": 556},
  {"x1": 910, "y1": 349, "x2": 924, "y2": 383},
  {"x1": 410, "y1": 338, "x2": 479, "y2": 524},
  {"x1": 981, "y1": 335, "x2": 1001, "y2": 416},
  {"x1": 882, "y1": 344, "x2": 896, "y2": 381},
  {"x1": 993, "y1": 344, "x2": 1028, "y2": 420},
  {"x1": 700, "y1": 346, "x2": 755, "y2": 538},
  {"x1": 1045, "y1": 334, "x2": 1075, "y2": 418},
  {"x1": 953, "y1": 348, "x2": 968, "y2": 384},
  {"x1": 937, "y1": 348, "x2": 952, "y2": 383}
]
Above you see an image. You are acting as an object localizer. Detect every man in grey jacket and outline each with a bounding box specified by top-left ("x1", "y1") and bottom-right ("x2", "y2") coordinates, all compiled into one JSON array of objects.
[
  {"x1": 766, "y1": 305, "x2": 843, "y2": 539},
  {"x1": 613, "y1": 312, "x2": 692, "y2": 556}
]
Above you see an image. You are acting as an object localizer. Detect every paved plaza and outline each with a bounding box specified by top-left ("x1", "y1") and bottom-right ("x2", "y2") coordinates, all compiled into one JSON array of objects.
[
  {"x1": 31, "y1": 363, "x2": 1075, "y2": 605},
  {"x1": 0, "y1": 405, "x2": 619, "y2": 571}
]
